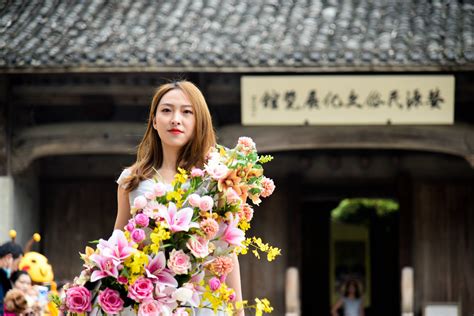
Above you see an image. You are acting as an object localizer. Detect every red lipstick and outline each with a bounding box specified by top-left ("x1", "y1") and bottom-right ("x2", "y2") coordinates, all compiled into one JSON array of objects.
[{"x1": 169, "y1": 128, "x2": 183, "y2": 135}]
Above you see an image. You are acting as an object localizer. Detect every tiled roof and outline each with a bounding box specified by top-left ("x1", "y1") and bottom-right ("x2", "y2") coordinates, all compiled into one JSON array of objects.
[{"x1": 1, "y1": 0, "x2": 473, "y2": 72}]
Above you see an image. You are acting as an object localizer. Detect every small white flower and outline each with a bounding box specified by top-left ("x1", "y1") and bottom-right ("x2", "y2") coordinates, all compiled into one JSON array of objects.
[{"x1": 171, "y1": 287, "x2": 193, "y2": 303}]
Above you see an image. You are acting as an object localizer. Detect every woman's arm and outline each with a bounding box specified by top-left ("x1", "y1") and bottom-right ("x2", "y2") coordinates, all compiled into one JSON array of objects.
[
  {"x1": 331, "y1": 298, "x2": 343, "y2": 316},
  {"x1": 227, "y1": 253, "x2": 244, "y2": 316},
  {"x1": 114, "y1": 186, "x2": 131, "y2": 230},
  {"x1": 359, "y1": 301, "x2": 365, "y2": 316}
]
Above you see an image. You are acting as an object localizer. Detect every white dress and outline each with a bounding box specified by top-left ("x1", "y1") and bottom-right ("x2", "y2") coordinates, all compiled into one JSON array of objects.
[{"x1": 116, "y1": 168, "x2": 226, "y2": 316}]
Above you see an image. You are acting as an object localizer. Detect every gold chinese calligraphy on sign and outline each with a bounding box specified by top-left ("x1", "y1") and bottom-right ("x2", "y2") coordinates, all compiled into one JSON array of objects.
[{"x1": 241, "y1": 75, "x2": 454, "y2": 125}]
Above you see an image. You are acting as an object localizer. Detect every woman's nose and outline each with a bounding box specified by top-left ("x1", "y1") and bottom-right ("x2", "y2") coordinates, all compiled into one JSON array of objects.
[{"x1": 171, "y1": 112, "x2": 182, "y2": 125}]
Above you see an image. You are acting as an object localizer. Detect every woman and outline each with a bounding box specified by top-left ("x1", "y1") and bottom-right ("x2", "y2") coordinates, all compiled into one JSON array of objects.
[
  {"x1": 114, "y1": 80, "x2": 244, "y2": 315},
  {"x1": 331, "y1": 280, "x2": 364, "y2": 316},
  {"x1": 9, "y1": 271, "x2": 41, "y2": 315}
]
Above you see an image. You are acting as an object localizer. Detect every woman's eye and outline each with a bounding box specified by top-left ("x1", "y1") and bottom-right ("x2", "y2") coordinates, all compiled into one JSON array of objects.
[
  {"x1": 184, "y1": 110, "x2": 193, "y2": 114},
  {"x1": 161, "y1": 108, "x2": 171, "y2": 112}
]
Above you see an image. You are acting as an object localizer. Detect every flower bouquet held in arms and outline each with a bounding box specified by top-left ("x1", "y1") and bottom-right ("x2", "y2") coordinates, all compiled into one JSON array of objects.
[{"x1": 52, "y1": 137, "x2": 281, "y2": 315}]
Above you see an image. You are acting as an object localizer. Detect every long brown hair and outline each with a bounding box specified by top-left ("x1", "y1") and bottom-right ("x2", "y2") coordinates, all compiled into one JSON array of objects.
[{"x1": 123, "y1": 80, "x2": 216, "y2": 191}]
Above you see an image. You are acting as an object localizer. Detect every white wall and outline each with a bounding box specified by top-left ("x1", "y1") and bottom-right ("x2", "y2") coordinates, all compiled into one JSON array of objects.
[{"x1": 0, "y1": 170, "x2": 39, "y2": 247}]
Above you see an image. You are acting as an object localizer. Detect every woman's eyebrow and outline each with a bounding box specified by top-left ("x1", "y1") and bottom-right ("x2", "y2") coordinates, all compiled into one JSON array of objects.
[{"x1": 159, "y1": 103, "x2": 193, "y2": 108}]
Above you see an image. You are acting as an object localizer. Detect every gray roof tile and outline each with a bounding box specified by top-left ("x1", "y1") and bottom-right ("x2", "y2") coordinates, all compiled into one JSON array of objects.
[{"x1": 1, "y1": 0, "x2": 473, "y2": 72}]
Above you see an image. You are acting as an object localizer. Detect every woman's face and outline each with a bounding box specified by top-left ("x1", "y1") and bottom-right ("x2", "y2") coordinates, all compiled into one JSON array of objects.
[
  {"x1": 14, "y1": 274, "x2": 31, "y2": 292},
  {"x1": 153, "y1": 89, "x2": 196, "y2": 150},
  {"x1": 348, "y1": 283, "x2": 356, "y2": 294}
]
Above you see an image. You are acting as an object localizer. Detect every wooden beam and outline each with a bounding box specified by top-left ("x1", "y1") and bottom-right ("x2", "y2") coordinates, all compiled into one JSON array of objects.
[
  {"x1": 218, "y1": 124, "x2": 474, "y2": 168},
  {"x1": 11, "y1": 123, "x2": 474, "y2": 174},
  {"x1": 11, "y1": 123, "x2": 144, "y2": 173}
]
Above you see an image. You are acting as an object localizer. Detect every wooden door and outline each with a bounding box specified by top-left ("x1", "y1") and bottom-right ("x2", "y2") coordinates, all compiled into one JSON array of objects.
[
  {"x1": 40, "y1": 178, "x2": 117, "y2": 282},
  {"x1": 413, "y1": 180, "x2": 474, "y2": 315}
]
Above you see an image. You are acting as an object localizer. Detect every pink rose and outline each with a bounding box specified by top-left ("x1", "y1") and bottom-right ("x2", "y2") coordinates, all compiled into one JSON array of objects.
[
  {"x1": 134, "y1": 196, "x2": 148, "y2": 209},
  {"x1": 138, "y1": 300, "x2": 169, "y2": 316},
  {"x1": 260, "y1": 177, "x2": 275, "y2": 198},
  {"x1": 173, "y1": 307, "x2": 190, "y2": 316},
  {"x1": 190, "y1": 167, "x2": 204, "y2": 177},
  {"x1": 205, "y1": 163, "x2": 229, "y2": 180},
  {"x1": 125, "y1": 221, "x2": 135, "y2": 232},
  {"x1": 186, "y1": 236, "x2": 209, "y2": 258},
  {"x1": 128, "y1": 277, "x2": 154, "y2": 302},
  {"x1": 145, "y1": 191, "x2": 155, "y2": 200},
  {"x1": 188, "y1": 194, "x2": 201, "y2": 208},
  {"x1": 98, "y1": 288, "x2": 124, "y2": 314},
  {"x1": 131, "y1": 228, "x2": 146, "y2": 243},
  {"x1": 153, "y1": 183, "x2": 167, "y2": 197},
  {"x1": 229, "y1": 292, "x2": 236, "y2": 302},
  {"x1": 134, "y1": 213, "x2": 150, "y2": 227},
  {"x1": 209, "y1": 277, "x2": 221, "y2": 291},
  {"x1": 199, "y1": 196, "x2": 214, "y2": 212},
  {"x1": 65, "y1": 286, "x2": 92, "y2": 313},
  {"x1": 167, "y1": 249, "x2": 191, "y2": 275}
]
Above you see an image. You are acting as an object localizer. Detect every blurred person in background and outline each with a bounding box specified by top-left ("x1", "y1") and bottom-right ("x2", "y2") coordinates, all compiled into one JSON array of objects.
[
  {"x1": 10, "y1": 271, "x2": 41, "y2": 315},
  {"x1": 0, "y1": 240, "x2": 24, "y2": 316},
  {"x1": 331, "y1": 279, "x2": 364, "y2": 316}
]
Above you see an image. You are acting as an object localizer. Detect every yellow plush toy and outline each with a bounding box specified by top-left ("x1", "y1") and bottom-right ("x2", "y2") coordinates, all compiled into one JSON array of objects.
[{"x1": 18, "y1": 233, "x2": 58, "y2": 316}]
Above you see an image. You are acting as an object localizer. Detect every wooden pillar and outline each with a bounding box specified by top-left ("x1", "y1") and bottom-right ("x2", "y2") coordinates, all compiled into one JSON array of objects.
[
  {"x1": 397, "y1": 171, "x2": 414, "y2": 268},
  {"x1": 286, "y1": 172, "x2": 302, "y2": 268}
]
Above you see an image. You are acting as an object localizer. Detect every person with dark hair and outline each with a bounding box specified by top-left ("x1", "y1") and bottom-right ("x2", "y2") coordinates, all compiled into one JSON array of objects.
[
  {"x1": 10, "y1": 271, "x2": 41, "y2": 316},
  {"x1": 331, "y1": 279, "x2": 364, "y2": 316},
  {"x1": 0, "y1": 239, "x2": 24, "y2": 316},
  {"x1": 10, "y1": 271, "x2": 31, "y2": 293}
]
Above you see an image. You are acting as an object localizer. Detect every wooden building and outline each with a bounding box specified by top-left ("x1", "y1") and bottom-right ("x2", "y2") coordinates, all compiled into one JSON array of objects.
[{"x1": 1, "y1": 1, "x2": 473, "y2": 315}]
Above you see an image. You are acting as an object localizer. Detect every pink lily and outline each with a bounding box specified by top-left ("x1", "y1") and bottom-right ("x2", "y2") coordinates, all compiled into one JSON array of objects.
[
  {"x1": 158, "y1": 202, "x2": 199, "y2": 233},
  {"x1": 97, "y1": 230, "x2": 136, "y2": 262},
  {"x1": 89, "y1": 254, "x2": 120, "y2": 282},
  {"x1": 145, "y1": 252, "x2": 178, "y2": 288},
  {"x1": 221, "y1": 215, "x2": 245, "y2": 246},
  {"x1": 185, "y1": 271, "x2": 205, "y2": 307},
  {"x1": 155, "y1": 285, "x2": 179, "y2": 311}
]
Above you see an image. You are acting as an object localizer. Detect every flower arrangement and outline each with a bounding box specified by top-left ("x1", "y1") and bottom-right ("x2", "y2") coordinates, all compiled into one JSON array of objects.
[{"x1": 52, "y1": 137, "x2": 280, "y2": 316}]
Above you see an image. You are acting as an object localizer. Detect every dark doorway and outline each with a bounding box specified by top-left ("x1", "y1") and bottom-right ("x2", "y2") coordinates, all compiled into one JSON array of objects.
[
  {"x1": 301, "y1": 197, "x2": 400, "y2": 316},
  {"x1": 301, "y1": 200, "x2": 334, "y2": 316},
  {"x1": 40, "y1": 177, "x2": 117, "y2": 281}
]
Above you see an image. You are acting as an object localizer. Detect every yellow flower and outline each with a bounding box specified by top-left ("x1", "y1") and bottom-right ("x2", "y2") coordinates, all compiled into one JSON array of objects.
[
  {"x1": 238, "y1": 221, "x2": 250, "y2": 231},
  {"x1": 255, "y1": 298, "x2": 273, "y2": 314},
  {"x1": 267, "y1": 247, "x2": 281, "y2": 262},
  {"x1": 166, "y1": 191, "x2": 182, "y2": 203},
  {"x1": 219, "y1": 146, "x2": 226, "y2": 157},
  {"x1": 172, "y1": 167, "x2": 188, "y2": 186},
  {"x1": 79, "y1": 246, "x2": 95, "y2": 264},
  {"x1": 252, "y1": 250, "x2": 260, "y2": 259},
  {"x1": 237, "y1": 246, "x2": 248, "y2": 255},
  {"x1": 148, "y1": 223, "x2": 170, "y2": 254},
  {"x1": 235, "y1": 300, "x2": 248, "y2": 310},
  {"x1": 126, "y1": 251, "x2": 149, "y2": 275}
]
